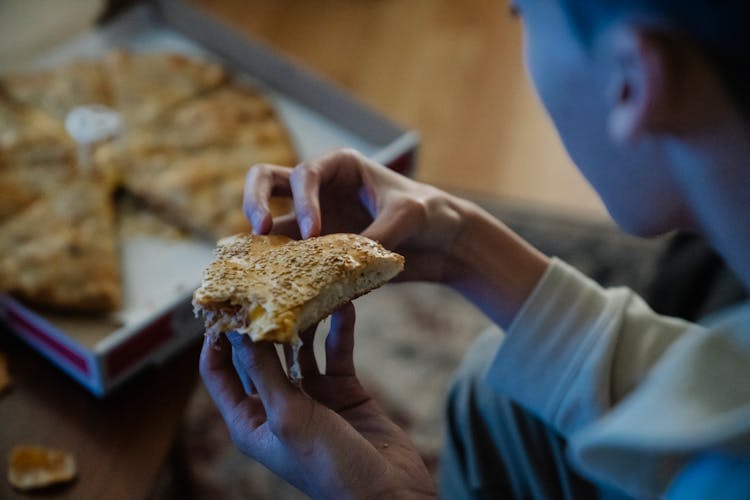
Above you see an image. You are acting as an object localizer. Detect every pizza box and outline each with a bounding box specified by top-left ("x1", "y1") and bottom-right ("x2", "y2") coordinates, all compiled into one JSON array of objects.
[{"x1": 0, "y1": 0, "x2": 419, "y2": 396}]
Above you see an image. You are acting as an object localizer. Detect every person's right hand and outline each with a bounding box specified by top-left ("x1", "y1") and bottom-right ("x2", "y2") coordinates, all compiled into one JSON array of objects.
[{"x1": 243, "y1": 148, "x2": 470, "y2": 283}]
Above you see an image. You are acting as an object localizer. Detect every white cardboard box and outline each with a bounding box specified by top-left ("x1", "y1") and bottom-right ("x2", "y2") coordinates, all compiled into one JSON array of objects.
[{"x1": 0, "y1": 0, "x2": 419, "y2": 396}]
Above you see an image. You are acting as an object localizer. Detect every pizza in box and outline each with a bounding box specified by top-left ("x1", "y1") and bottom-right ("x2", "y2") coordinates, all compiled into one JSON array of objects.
[{"x1": 0, "y1": 50, "x2": 297, "y2": 314}]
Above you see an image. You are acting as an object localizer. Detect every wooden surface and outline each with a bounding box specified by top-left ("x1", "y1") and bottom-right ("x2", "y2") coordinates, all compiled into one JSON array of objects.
[
  {"x1": 0, "y1": 329, "x2": 201, "y2": 500},
  {"x1": 193, "y1": 0, "x2": 608, "y2": 220}
]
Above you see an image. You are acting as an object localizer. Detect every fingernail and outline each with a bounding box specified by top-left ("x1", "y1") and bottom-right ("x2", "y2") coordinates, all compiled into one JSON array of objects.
[{"x1": 300, "y1": 216, "x2": 314, "y2": 237}]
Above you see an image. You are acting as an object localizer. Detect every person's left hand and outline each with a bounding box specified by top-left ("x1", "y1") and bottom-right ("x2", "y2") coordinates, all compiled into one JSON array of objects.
[{"x1": 199, "y1": 303, "x2": 437, "y2": 499}]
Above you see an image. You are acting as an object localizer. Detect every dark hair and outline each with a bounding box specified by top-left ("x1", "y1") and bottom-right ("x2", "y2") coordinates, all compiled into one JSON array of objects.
[{"x1": 557, "y1": 0, "x2": 750, "y2": 119}]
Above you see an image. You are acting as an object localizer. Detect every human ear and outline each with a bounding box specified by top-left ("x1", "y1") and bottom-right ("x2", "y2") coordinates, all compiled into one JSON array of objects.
[{"x1": 603, "y1": 27, "x2": 672, "y2": 144}]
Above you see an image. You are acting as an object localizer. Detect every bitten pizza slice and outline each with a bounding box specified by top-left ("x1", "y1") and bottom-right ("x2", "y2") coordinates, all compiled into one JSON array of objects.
[{"x1": 193, "y1": 233, "x2": 404, "y2": 344}]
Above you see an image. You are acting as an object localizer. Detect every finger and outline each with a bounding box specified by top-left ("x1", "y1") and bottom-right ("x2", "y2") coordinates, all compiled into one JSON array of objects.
[
  {"x1": 232, "y1": 346, "x2": 256, "y2": 395},
  {"x1": 243, "y1": 164, "x2": 292, "y2": 234},
  {"x1": 325, "y1": 303, "x2": 356, "y2": 376},
  {"x1": 284, "y1": 325, "x2": 319, "y2": 377},
  {"x1": 288, "y1": 163, "x2": 322, "y2": 238},
  {"x1": 199, "y1": 334, "x2": 247, "y2": 421},
  {"x1": 288, "y1": 149, "x2": 364, "y2": 238},
  {"x1": 227, "y1": 332, "x2": 299, "y2": 411}
]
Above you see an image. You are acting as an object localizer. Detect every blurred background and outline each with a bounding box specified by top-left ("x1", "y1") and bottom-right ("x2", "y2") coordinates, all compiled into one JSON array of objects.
[
  {"x1": 0, "y1": 0, "x2": 608, "y2": 219},
  {"x1": 191, "y1": 0, "x2": 608, "y2": 218}
]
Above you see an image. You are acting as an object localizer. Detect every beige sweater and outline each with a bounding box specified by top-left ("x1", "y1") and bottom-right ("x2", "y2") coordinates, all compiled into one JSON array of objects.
[{"x1": 487, "y1": 258, "x2": 750, "y2": 498}]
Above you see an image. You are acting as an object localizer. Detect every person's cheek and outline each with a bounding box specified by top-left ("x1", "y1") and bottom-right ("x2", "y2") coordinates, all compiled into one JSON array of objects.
[
  {"x1": 524, "y1": 30, "x2": 595, "y2": 165},
  {"x1": 523, "y1": 25, "x2": 631, "y2": 220}
]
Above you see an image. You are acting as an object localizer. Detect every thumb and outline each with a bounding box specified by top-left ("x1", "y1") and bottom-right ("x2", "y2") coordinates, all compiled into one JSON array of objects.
[
  {"x1": 227, "y1": 333, "x2": 299, "y2": 414},
  {"x1": 325, "y1": 303, "x2": 356, "y2": 376}
]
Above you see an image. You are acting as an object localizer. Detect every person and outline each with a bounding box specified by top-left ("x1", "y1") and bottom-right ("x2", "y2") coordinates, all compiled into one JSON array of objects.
[{"x1": 198, "y1": 0, "x2": 750, "y2": 497}]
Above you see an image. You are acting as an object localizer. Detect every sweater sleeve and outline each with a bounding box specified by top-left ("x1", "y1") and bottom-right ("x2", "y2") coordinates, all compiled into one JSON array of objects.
[
  {"x1": 485, "y1": 258, "x2": 750, "y2": 498},
  {"x1": 485, "y1": 257, "x2": 694, "y2": 436}
]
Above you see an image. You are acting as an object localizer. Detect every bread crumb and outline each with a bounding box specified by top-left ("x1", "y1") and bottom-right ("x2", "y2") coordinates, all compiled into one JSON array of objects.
[{"x1": 7, "y1": 445, "x2": 77, "y2": 490}]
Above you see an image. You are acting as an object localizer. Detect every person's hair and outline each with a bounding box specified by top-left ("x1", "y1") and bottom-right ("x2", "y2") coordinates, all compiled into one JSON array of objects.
[{"x1": 557, "y1": 0, "x2": 750, "y2": 119}]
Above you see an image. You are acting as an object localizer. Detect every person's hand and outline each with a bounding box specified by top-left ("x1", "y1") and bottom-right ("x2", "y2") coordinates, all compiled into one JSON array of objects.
[
  {"x1": 199, "y1": 303, "x2": 437, "y2": 499},
  {"x1": 243, "y1": 148, "x2": 470, "y2": 283},
  {"x1": 245, "y1": 147, "x2": 549, "y2": 326}
]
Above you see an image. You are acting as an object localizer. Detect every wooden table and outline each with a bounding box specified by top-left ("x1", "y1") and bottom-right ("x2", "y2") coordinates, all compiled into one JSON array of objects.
[{"x1": 0, "y1": 328, "x2": 201, "y2": 499}]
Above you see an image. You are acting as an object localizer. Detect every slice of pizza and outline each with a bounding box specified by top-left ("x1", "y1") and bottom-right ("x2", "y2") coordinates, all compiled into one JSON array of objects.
[
  {"x1": 0, "y1": 161, "x2": 76, "y2": 221},
  {"x1": 92, "y1": 82, "x2": 297, "y2": 187},
  {"x1": 193, "y1": 233, "x2": 404, "y2": 344},
  {"x1": 104, "y1": 50, "x2": 228, "y2": 127},
  {"x1": 1, "y1": 59, "x2": 111, "y2": 122},
  {"x1": 123, "y1": 149, "x2": 293, "y2": 240},
  {"x1": 0, "y1": 178, "x2": 121, "y2": 312},
  {"x1": 122, "y1": 84, "x2": 296, "y2": 157},
  {"x1": 102, "y1": 81, "x2": 298, "y2": 241},
  {"x1": 0, "y1": 97, "x2": 74, "y2": 166}
]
